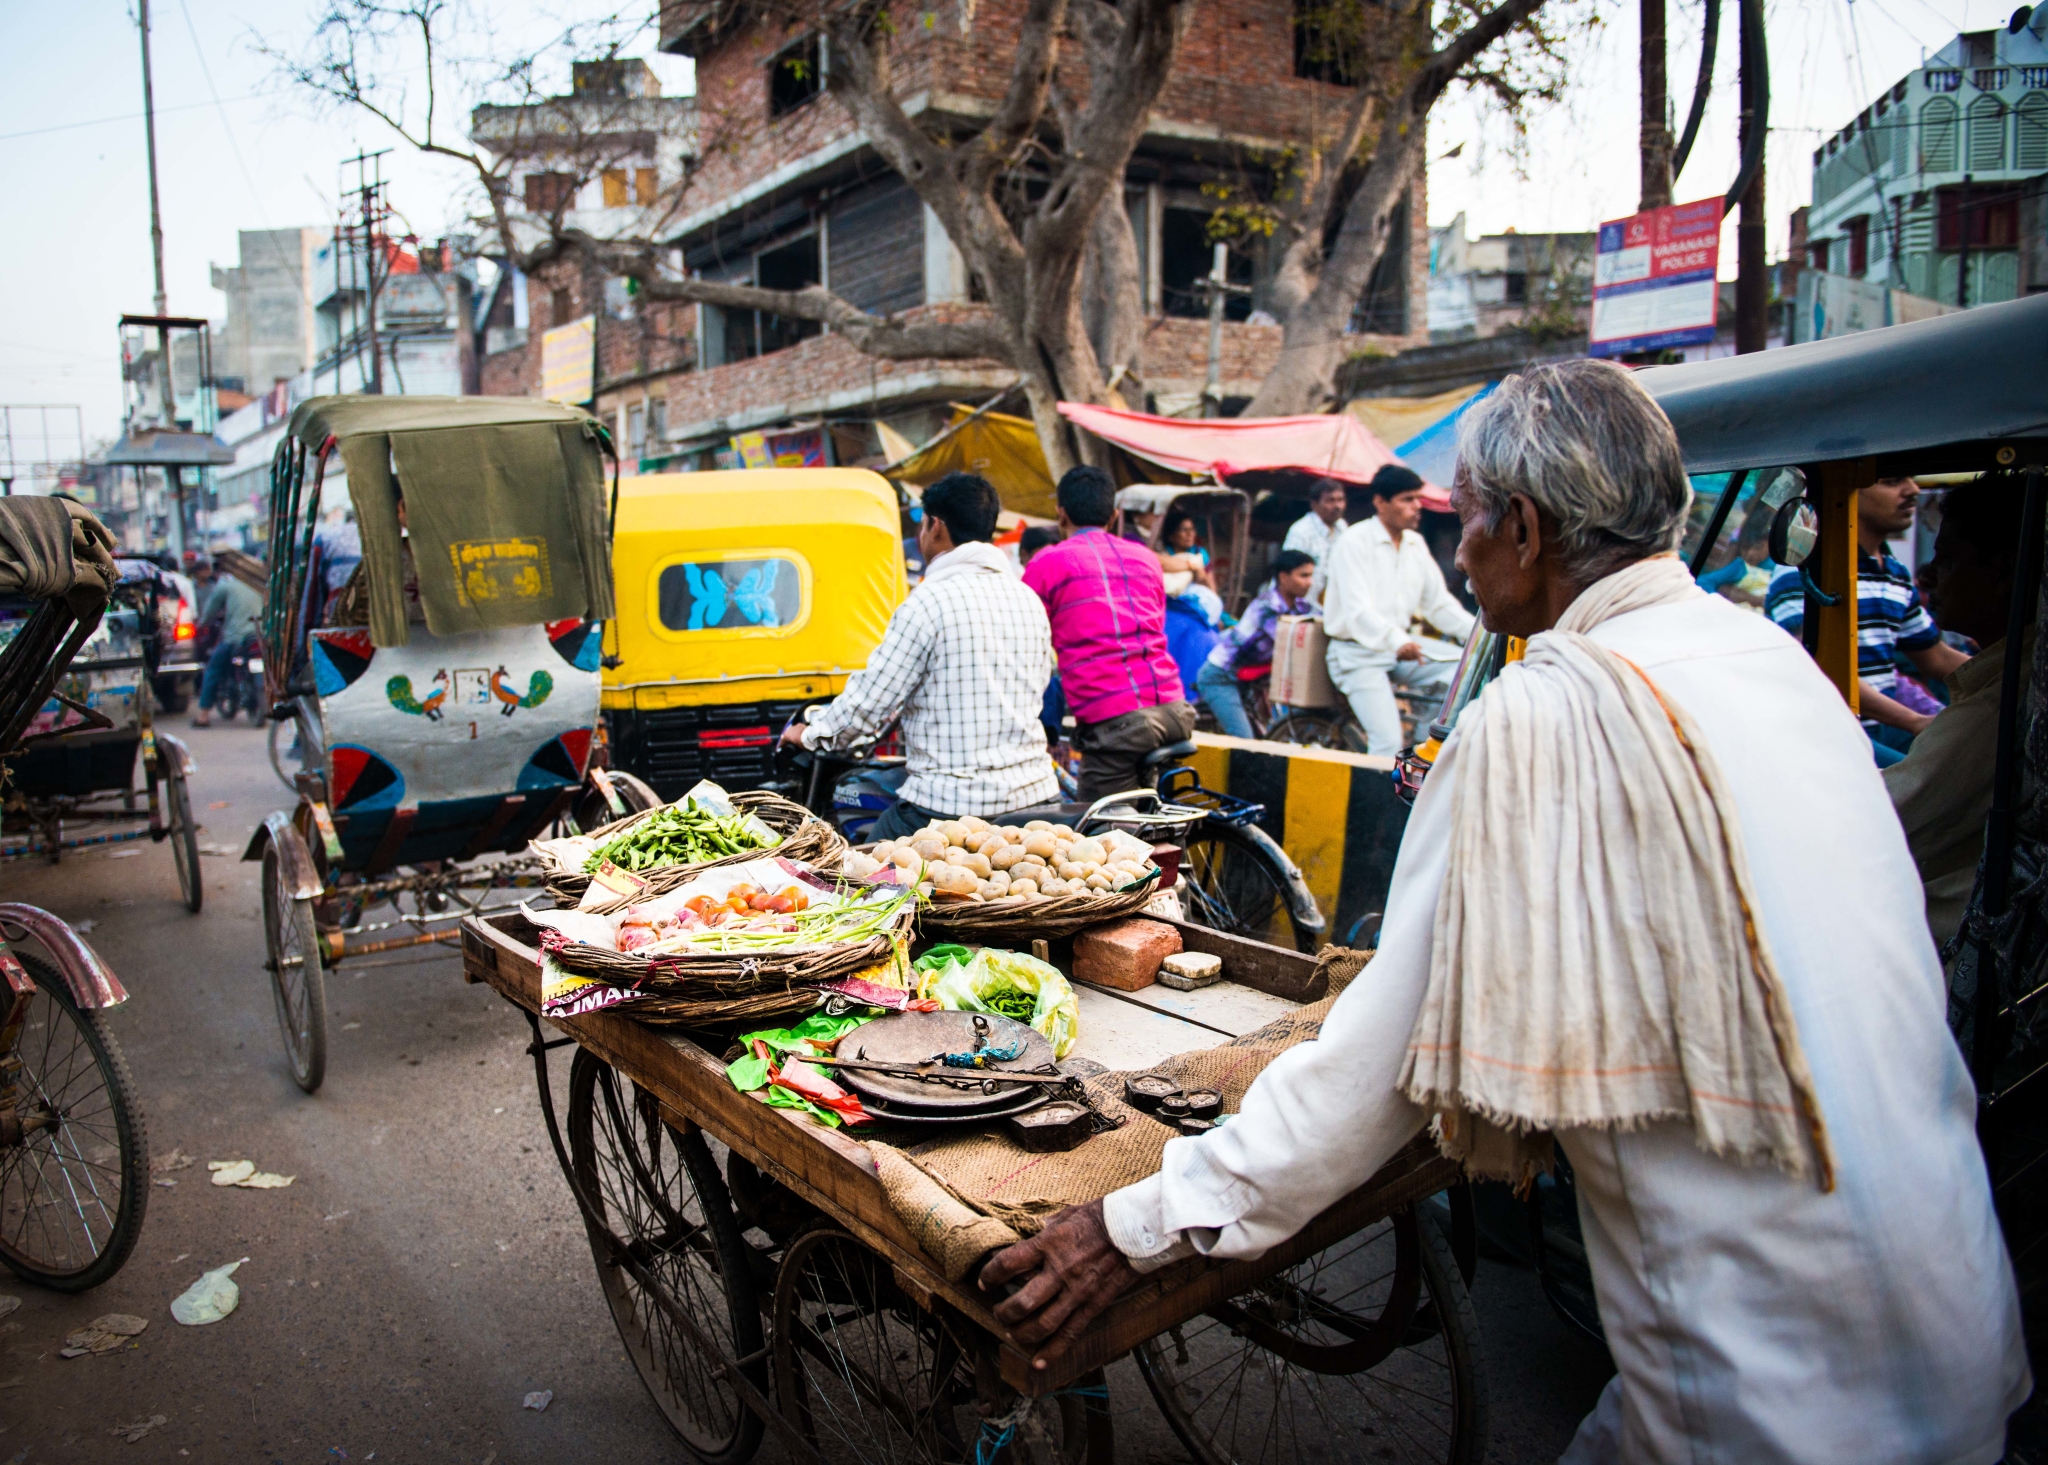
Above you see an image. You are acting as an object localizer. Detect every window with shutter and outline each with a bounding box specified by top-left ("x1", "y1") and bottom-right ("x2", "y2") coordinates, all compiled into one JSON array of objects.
[
  {"x1": 1968, "y1": 96, "x2": 2007, "y2": 170},
  {"x1": 601, "y1": 169, "x2": 629, "y2": 208},
  {"x1": 1922, "y1": 97, "x2": 1959, "y2": 171},
  {"x1": 634, "y1": 168, "x2": 657, "y2": 205},
  {"x1": 2018, "y1": 93, "x2": 2048, "y2": 168}
]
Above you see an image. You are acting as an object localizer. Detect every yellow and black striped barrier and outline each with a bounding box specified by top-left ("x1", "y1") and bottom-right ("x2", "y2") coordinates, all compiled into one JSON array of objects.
[{"x1": 1183, "y1": 733, "x2": 1409, "y2": 948}]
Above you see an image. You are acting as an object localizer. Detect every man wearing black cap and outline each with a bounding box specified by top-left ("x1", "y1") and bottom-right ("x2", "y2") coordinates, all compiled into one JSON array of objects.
[{"x1": 1320, "y1": 463, "x2": 1473, "y2": 755}]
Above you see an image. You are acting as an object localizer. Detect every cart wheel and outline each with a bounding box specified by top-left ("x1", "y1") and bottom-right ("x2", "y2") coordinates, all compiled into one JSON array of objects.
[
  {"x1": 566, "y1": 1050, "x2": 765, "y2": 1464},
  {"x1": 772, "y1": 1227, "x2": 1110, "y2": 1465},
  {"x1": 0, "y1": 945, "x2": 148, "y2": 1291},
  {"x1": 1135, "y1": 1205, "x2": 1487, "y2": 1465},
  {"x1": 261, "y1": 844, "x2": 327, "y2": 1094},
  {"x1": 1265, "y1": 710, "x2": 1365, "y2": 753},
  {"x1": 163, "y1": 762, "x2": 202, "y2": 915}
]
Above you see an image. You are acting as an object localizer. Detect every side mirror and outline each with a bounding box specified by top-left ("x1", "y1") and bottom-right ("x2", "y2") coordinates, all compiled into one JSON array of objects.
[
  {"x1": 1759, "y1": 465, "x2": 1808, "y2": 510},
  {"x1": 1769, "y1": 499, "x2": 1818, "y2": 568}
]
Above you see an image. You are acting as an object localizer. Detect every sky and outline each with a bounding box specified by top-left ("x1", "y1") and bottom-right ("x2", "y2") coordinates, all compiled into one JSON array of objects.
[{"x1": 0, "y1": 0, "x2": 2011, "y2": 454}]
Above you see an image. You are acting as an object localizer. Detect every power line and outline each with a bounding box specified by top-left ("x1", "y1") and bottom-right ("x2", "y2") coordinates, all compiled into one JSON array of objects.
[{"x1": 0, "y1": 92, "x2": 261, "y2": 144}]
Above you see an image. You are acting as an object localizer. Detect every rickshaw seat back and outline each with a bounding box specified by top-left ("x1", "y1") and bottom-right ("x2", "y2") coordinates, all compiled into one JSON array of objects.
[
  {"x1": 604, "y1": 470, "x2": 907, "y2": 798},
  {"x1": 308, "y1": 619, "x2": 601, "y2": 870}
]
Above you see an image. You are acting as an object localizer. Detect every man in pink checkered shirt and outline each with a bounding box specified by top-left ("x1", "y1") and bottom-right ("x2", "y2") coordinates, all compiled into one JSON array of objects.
[{"x1": 1022, "y1": 467, "x2": 1196, "y2": 802}]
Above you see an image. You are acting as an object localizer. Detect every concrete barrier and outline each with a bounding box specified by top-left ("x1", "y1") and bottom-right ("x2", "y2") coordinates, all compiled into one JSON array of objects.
[{"x1": 1182, "y1": 733, "x2": 1412, "y2": 947}]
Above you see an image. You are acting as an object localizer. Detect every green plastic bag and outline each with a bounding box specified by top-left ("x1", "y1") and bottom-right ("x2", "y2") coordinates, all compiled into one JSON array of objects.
[{"x1": 915, "y1": 947, "x2": 1080, "y2": 1059}]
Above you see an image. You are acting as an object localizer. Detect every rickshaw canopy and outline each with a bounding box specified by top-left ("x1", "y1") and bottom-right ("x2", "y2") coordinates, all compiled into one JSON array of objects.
[
  {"x1": 282, "y1": 395, "x2": 616, "y2": 647},
  {"x1": 1115, "y1": 485, "x2": 1254, "y2": 611},
  {"x1": 605, "y1": 469, "x2": 906, "y2": 711},
  {"x1": 1638, "y1": 292, "x2": 2048, "y2": 476}
]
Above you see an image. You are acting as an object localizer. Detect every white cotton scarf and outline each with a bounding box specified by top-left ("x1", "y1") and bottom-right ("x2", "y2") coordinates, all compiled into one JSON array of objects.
[
  {"x1": 919, "y1": 540, "x2": 1015, "y2": 586},
  {"x1": 1397, "y1": 555, "x2": 1837, "y2": 1190}
]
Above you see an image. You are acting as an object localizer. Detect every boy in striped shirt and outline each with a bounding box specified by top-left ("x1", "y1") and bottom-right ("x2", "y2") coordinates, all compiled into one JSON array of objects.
[{"x1": 1767, "y1": 475, "x2": 1967, "y2": 765}]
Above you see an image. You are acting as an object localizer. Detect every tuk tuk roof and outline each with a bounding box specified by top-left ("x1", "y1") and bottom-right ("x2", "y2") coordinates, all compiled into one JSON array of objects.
[
  {"x1": 1637, "y1": 292, "x2": 2048, "y2": 475},
  {"x1": 285, "y1": 395, "x2": 603, "y2": 449}
]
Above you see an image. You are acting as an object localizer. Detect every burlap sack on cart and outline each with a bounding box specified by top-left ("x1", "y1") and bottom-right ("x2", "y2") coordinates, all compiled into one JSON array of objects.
[{"x1": 867, "y1": 949, "x2": 1369, "y2": 1280}]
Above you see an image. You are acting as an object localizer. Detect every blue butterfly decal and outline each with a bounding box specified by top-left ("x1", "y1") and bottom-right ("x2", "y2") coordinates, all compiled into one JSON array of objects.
[{"x1": 682, "y1": 560, "x2": 783, "y2": 629}]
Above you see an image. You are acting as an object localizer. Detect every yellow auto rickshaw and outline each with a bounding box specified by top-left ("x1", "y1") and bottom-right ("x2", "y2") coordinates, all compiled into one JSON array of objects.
[{"x1": 601, "y1": 469, "x2": 908, "y2": 800}]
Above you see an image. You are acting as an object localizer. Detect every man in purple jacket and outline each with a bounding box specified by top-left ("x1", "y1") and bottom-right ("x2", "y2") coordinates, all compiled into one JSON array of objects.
[{"x1": 1023, "y1": 467, "x2": 1197, "y2": 802}]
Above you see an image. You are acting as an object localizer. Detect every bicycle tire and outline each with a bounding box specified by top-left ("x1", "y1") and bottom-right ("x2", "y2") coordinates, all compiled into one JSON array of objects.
[
  {"x1": 568, "y1": 1049, "x2": 765, "y2": 1465},
  {"x1": 1136, "y1": 1205, "x2": 1488, "y2": 1465},
  {"x1": 262, "y1": 844, "x2": 327, "y2": 1094},
  {"x1": 1179, "y1": 818, "x2": 1317, "y2": 952},
  {"x1": 164, "y1": 763, "x2": 202, "y2": 914},
  {"x1": 0, "y1": 949, "x2": 148, "y2": 1292},
  {"x1": 1266, "y1": 709, "x2": 1367, "y2": 753}
]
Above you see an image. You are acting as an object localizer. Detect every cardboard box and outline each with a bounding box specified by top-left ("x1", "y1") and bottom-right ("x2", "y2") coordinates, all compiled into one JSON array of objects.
[{"x1": 1271, "y1": 615, "x2": 1338, "y2": 708}]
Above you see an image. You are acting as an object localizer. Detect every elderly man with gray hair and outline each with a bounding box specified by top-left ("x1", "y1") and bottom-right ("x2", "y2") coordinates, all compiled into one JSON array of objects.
[{"x1": 981, "y1": 360, "x2": 2026, "y2": 1462}]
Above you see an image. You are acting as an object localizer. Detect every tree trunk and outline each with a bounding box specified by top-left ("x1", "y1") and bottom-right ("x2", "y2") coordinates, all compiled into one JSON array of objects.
[
  {"x1": 1082, "y1": 191, "x2": 1146, "y2": 400},
  {"x1": 1245, "y1": 127, "x2": 1426, "y2": 416},
  {"x1": 1639, "y1": 0, "x2": 1673, "y2": 211}
]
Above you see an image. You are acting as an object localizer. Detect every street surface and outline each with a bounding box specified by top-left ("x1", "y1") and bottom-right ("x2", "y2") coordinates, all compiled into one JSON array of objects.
[{"x1": 2, "y1": 722, "x2": 1612, "y2": 1463}]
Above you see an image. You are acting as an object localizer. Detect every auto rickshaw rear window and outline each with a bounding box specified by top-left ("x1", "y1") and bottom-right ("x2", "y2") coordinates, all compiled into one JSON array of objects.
[{"x1": 654, "y1": 553, "x2": 808, "y2": 634}]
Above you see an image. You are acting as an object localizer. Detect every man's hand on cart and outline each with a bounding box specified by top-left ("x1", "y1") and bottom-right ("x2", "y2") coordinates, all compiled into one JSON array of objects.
[{"x1": 979, "y1": 1199, "x2": 1138, "y2": 1369}]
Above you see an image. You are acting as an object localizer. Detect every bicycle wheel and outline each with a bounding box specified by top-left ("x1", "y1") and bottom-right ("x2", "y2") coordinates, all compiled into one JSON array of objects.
[
  {"x1": 1180, "y1": 819, "x2": 1316, "y2": 952},
  {"x1": 568, "y1": 1050, "x2": 764, "y2": 1465},
  {"x1": 1136, "y1": 1207, "x2": 1488, "y2": 1465},
  {"x1": 772, "y1": 1227, "x2": 1110, "y2": 1465},
  {"x1": 261, "y1": 844, "x2": 327, "y2": 1094},
  {"x1": 0, "y1": 948, "x2": 148, "y2": 1291},
  {"x1": 563, "y1": 768, "x2": 661, "y2": 837},
  {"x1": 163, "y1": 762, "x2": 202, "y2": 914},
  {"x1": 1266, "y1": 709, "x2": 1366, "y2": 753}
]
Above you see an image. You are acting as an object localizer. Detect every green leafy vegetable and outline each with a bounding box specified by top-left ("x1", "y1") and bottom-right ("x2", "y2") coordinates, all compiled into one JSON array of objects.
[{"x1": 583, "y1": 799, "x2": 780, "y2": 873}]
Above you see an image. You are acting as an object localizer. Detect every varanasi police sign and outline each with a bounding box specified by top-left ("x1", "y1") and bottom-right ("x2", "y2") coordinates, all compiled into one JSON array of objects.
[{"x1": 1590, "y1": 198, "x2": 1723, "y2": 358}]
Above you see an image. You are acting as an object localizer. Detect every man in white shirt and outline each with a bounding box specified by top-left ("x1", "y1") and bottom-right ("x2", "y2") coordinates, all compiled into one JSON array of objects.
[
  {"x1": 1279, "y1": 477, "x2": 1348, "y2": 598},
  {"x1": 780, "y1": 471, "x2": 1057, "y2": 842},
  {"x1": 981, "y1": 361, "x2": 2026, "y2": 1463},
  {"x1": 1321, "y1": 464, "x2": 1475, "y2": 755}
]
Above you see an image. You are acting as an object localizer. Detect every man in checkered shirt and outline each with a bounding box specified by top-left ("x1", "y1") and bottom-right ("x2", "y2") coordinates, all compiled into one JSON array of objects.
[{"x1": 781, "y1": 472, "x2": 1058, "y2": 842}]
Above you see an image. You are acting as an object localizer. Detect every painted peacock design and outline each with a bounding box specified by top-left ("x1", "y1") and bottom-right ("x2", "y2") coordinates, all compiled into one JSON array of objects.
[
  {"x1": 489, "y1": 666, "x2": 553, "y2": 716},
  {"x1": 386, "y1": 670, "x2": 449, "y2": 721}
]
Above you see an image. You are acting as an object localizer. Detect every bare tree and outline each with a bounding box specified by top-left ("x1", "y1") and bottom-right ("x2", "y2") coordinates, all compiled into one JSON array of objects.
[
  {"x1": 1224, "y1": 0, "x2": 1578, "y2": 415},
  {"x1": 274, "y1": 0, "x2": 1193, "y2": 474}
]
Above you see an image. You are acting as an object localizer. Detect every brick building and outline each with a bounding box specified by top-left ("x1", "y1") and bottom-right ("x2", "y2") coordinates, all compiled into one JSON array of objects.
[{"x1": 478, "y1": 2, "x2": 1429, "y2": 469}]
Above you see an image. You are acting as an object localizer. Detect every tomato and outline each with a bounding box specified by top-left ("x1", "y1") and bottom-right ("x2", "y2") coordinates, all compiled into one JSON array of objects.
[
  {"x1": 748, "y1": 892, "x2": 774, "y2": 911},
  {"x1": 766, "y1": 893, "x2": 796, "y2": 914}
]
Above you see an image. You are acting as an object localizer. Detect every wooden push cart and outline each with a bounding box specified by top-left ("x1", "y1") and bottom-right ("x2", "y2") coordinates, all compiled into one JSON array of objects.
[{"x1": 461, "y1": 911, "x2": 1483, "y2": 1465}]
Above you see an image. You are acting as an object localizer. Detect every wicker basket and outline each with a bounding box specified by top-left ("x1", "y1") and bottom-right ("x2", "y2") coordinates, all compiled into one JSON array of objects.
[
  {"x1": 914, "y1": 869, "x2": 1162, "y2": 941},
  {"x1": 539, "y1": 790, "x2": 846, "y2": 910},
  {"x1": 537, "y1": 900, "x2": 915, "y2": 1030}
]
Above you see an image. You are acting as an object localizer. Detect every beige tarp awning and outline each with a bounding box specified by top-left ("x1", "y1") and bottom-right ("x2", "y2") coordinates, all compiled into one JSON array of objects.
[
  {"x1": 892, "y1": 406, "x2": 1058, "y2": 519},
  {"x1": 1342, "y1": 383, "x2": 1489, "y2": 452}
]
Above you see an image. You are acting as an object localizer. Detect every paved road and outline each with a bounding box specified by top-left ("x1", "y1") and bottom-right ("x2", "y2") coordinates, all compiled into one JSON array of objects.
[{"x1": 3, "y1": 722, "x2": 1612, "y2": 1463}]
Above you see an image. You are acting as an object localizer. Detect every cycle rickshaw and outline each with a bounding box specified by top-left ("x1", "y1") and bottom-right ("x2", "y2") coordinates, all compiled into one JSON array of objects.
[
  {"x1": 1, "y1": 553, "x2": 202, "y2": 910},
  {"x1": 0, "y1": 496, "x2": 150, "y2": 1291},
  {"x1": 245, "y1": 396, "x2": 652, "y2": 1094}
]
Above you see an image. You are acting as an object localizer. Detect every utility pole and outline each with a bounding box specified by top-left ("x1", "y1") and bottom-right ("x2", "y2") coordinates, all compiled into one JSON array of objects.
[
  {"x1": 1197, "y1": 243, "x2": 1250, "y2": 417},
  {"x1": 138, "y1": 0, "x2": 189, "y2": 563},
  {"x1": 1639, "y1": 0, "x2": 1674, "y2": 211},
  {"x1": 1733, "y1": 0, "x2": 1769, "y2": 354},
  {"x1": 345, "y1": 150, "x2": 391, "y2": 394}
]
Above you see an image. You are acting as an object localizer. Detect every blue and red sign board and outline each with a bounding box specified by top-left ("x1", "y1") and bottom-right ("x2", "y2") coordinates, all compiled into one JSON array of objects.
[{"x1": 1590, "y1": 198, "x2": 1724, "y2": 357}]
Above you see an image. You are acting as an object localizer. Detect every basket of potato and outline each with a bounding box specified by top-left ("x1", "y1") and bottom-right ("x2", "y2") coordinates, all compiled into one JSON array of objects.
[{"x1": 838, "y1": 816, "x2": 1163, "y2": 938}]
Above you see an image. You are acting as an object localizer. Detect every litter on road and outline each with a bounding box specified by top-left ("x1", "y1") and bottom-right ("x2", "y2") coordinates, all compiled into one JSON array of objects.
[
  {"x1": 0, "y1": 1296, "x2": 17, "y2": 1319},
  {"x1": 209, "y1": 1159, "x2": 294, "y2": 1188},
  {"x1": 152, "y1": 1148, "x2": 195, "y2": 1174},
  {"x1": 171, "y1": 1259, "x2": 248, "y2": 1326},
  {"x1": 61, "y1": 1314, "x2": 148, "y2": 1357},
  {"x1": 109, "y1": 1414, "x2": 168, "y2": 1443},
  {"x1": 523, "y1": 1390, "x2": 553, "y2": 1412}
]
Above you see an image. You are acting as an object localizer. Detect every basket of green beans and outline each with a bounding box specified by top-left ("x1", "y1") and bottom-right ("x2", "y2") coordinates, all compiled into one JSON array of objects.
[{"x1": 537, "y1": 788, "x2": 847, "y2": 908}]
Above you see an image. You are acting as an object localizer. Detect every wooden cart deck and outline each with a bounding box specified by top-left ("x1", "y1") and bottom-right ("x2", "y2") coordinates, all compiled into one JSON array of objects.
[{"x1": 461, "y1": 911, "x2": 1458, "y2": 1397}]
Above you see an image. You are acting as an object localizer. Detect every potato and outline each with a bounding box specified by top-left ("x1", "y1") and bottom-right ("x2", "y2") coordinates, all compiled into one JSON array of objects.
[
  {"x1": 937, "y1": 820, "x2": 969, "y2": 845},
  {"x1": 1023, "y1": 831, "x2": 1058, "y2": 860},
  {"x1": 1025, "y1": 820, "x2": 1054, "y2": 832},
  {"x1": 943, "y1": 848, "x2": 974, "y2": 866},
  {"x1": 959, "y1": 815, "x2": 991, "y2": 832},
  {"x1": 990, "y1": 844, "x2": 1025, "y2": 871},
  {"x1": 987, "y1": 866, "x2": 1011, "y2": 886},
  {"x1": 912, "y1": 837, "x2": 947, "y2": 861},
  {"x1": 1078, "y1": 860, "x2": 1103, "y2": 878},
  {"x1": 1087, "y1": 873, "x2": 1113, "y2": 890},
  {"x1": 1008, "y1": 877, "x2": 1040, "y2": 897},
  {"x1": 890, "y1": 845, "x2": 923, "y2": 871},
  {"x1": 1066, "y1": 837, "x2": 1105, "y2": 864},
  {"x1": 933, "y1": 865, "x2": 978, "y2": 894},
  {"x1": 1052, "y1": 824, "x2": 1076, "y2": 838},
  {"x1": 1053, "y1": 840, "x2": 1073, "y2": 864},
  {"x1": 1057, "y1": 861, "x2": 1086, "y2": 882},
  {"x1": 841, "y1": 851, "x2": 882, "y2": 880},
  {"x1": 873, "y1": 841, "x2": 898, "y2": 862},
  {"x1": 960, "y1": 829, "x2": 990, "y2": 854}
]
